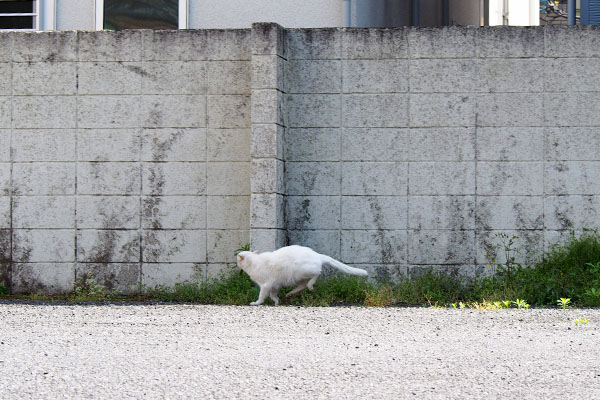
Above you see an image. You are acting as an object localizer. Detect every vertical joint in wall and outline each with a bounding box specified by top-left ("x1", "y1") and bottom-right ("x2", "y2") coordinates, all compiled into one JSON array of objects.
[{"x1": 250, "y1": 23, "x2": 287, "y2": 252}]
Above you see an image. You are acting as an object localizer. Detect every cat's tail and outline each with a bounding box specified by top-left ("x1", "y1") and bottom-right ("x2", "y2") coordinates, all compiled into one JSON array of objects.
[{"x1": 322, "y1": 256, "x2": 368, "y2": 276}]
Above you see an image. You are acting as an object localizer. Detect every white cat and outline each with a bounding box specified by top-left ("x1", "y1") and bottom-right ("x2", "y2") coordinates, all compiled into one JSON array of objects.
[{"x1": 236, "y1": 245, "x2": 368, "y2": 306}]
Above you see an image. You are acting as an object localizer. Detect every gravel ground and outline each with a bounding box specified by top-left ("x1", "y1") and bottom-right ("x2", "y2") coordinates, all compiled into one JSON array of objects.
[{"x1": 1, "y1": 303, "x2": 599, "y2": 399}]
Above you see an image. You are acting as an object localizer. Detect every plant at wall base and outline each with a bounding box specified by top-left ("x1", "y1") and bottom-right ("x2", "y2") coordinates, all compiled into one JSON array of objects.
[
  {"x1": 234, "y1": 244, "x2": 250, "y2": 256},
  {"x1": 557, "y1": 298, "x2": 572, "y2": 309},
  {"x1": 512, "y1": 299, "x2": 530, "y2": 309},
  {"x1": 72, "y1": 274, "x2": 109, "y2": 302},
  {"x1": 485, "y1": 233, "x2": 522, "y2": 290},
  {"x1": 0, "y1": 285, "x2": 8, "y2": 296}
]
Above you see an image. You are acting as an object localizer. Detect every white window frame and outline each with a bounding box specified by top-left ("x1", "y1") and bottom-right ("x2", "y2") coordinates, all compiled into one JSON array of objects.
[
  {"x1": 95, "y1": 0, "x2": 188, "y2": 30},
  {"x1": 0, "y1": 0, "x2": 55, "y2": 30}
]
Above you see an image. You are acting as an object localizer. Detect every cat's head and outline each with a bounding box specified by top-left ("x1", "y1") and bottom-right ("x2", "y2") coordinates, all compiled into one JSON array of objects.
[{"x1": 236, "y1": 251, "x2": 253, "y2": 271}]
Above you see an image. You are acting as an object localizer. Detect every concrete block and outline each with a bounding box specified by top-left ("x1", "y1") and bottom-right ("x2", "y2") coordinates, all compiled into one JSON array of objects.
[
  {"x1": 141, "y1": 128, "x2": 205, "y2": 162},
  {"x1": 145, "y1": 30, "x2": 250, "y2": 61},
  {"x1": 207, "y1": 196, "x2": 250, "y2": 230},
  {"x1": 342, "y1": 128, "x2": 408, "y2": 162},
  {"x1": 341, "y1": 230, "x2": 407, "y2": 264},
  {"x1": 0, "y1": 33, "x2": 11, "y2": 62},
  {"x1": 476, "y1": 27, "x2": 544, "y2": 58},
  {"x1": 251, "y1": 90, "x2": 283, "y2": 125},
  {"x1": 0, "y1": 63, "x2": 9, "y2": 95},
  {"x1": 143, "y1": 230, "x2": 206, "y2": 263},
  {"x1": 545, "y1": 195, "x2": 600, "y2": 230},
  {"x1": 77, "y1": 196, "x2": 140, "y2": 229},
  {"x1": 545, "y1": 26, "x2": 600, "y2": 58},
  {"x1": 544, "y1": 93, "x2": 600, "y2": 127},
  {"x1": 342, "y1": 28, "x2": 408, "y2": 59},
  {"x1": 0, "y1": 131, "x2": 8, "y2": 161},
  {"x1": 11, "y1": 263, "x2": 75, "y2": 295},
  {"x1": 251, "y1": 229, "x2": 287, "y2": 253},
  {"x1": 0, "y1": 196, "x2": 9, "y2": 228},
  {"x1": 479, "y1": 59, "x2": 544, "y2": 93},
  {"x1": 13, "y1": 31, "x2": 77, "y2": 62},
  {"x1": 78, "y1": 31, "x2": 142, "y2": 62},
  {"x1": 409, "y1": 230, "x2": 474, "y2": 265},
  {"x1": 343, "y1": 59, "x2": 408, "y2": 94},
  {"x1": 408, "y1": 265, "x2": 487, "y2": 280},
  {"x1": 0, "y1": 98, "x2": 10, "y2": 128},
  {"x1": 12, "y1": 196, "x2": 75, "y2": 229},
  {"x1": 476, "y1": 196, "x2": 544, "y2": 230},
  {"x1": 477, "y1": 162, "x2": 544, "y2": 196},
  {"x1": 251, "y1": 23, "x2": 286, "y2": 57},
  {"x1": 206, "y1": 264, "x2": 237, "y2": 281},
  {"x1": 343, "y1": 94, "x2": 408, "y2": 128},
  {"x1": 79, "y1": 129, "x2": 141, "y2": 162},
  {"x1": 207, "y1": 230, "x2": 250, "y2": 263},
  {"x1": 409, "y1": 94, "x2": 475, "y2": 127},
  {"x1": 142, "y1": 61, "x2": 207, "y2": 95},
  {"x1": 408, "y1": 196, "x2": 475, "y2": 230},
  {"x1": 342, "y1": 162, "x2": 407, "y2": 196},
  {"x1": 251, "y1": 193, "x2": 285, "y2": 229},
  {"x1": 545, "y1": 58, "x2": 600, "y2": 92},
  {"x1": 287, "y1": 94, "x2": 340, "y2": 128},
  {"x1": 74, "y1": 263, "x2": 140, "y2": 294},
  {"x1": 12, "y1": 129, "x2": 76, "y2": 161},
  {"x1": 287, "y1": 28, "x2": 341, "y2": 60},
  {"x1": 251, "y1": 55, "x2": 284, "y2": 90},
  {"x1": 545, "y1": 127, "x2": 600, "y2": 161},
  {"x1": 142, "y1": 263, "x2": 205, "y2": 288},
  {"x1": 13, "y1": 62, "x2": 77, "y2": 95},
  {"x1": 285, "y1": 162, "x2": 340, "y2": 195},
  {"x1": 286, "y1": 60, "x2": 341, "y2": 93},
  {"x1": 208, "y1": 95, "x2": 250, "y2": 128},
  {"x1": 142, "y1": 95, "x2": 207, "y2": 128},
  {"x1": 410, "y1": 59, "x2": 480, "y2": 93},
  {"x1": 408, "y1": 27, "x2": 476, "y2": 58},
  {"x1": 341, "y1": 196, "x2": 407, "y2": 230},
  {"x1": 13, "y1": 96, "x2": 76, "y2": 129},
  {"x1": 354, "y1": 264, "x2": 408, "y2": 283},
  {"x1": 78, "y1": 62, "x2": 143, "y2": 95},
  {"x1": 285, "y1": 128, "x2": 341, "y2": 161},
  {"x1": 142, "y1": 196, "x2": 206, "y2": 230},
  {"x1": 251, "y1": 158, "x2": 284, "y2": 194},
  {"x1": 0, "y1": 229, "x2": 9, "y2": 260},
  {"x1": 251, "y1": 124, "x2": 284, "y2": 159},
  {"x1": 207, "y1": 61, "x2": 251, "y2": 95},
  {"x1": 287, "y1": 230, "x2": 339, "y2": 259},
  {"x1": 13, "y1": 162, "x2": 75, "y2": 195},
  {"x1": 207, "y1": 162, "x2": 251, "y2": 195},
  {"x1": 0, "y1": 163, "x2": 9, "y2": 195},
  {"x1": 477, "y1": 128, "x2": 544, "y2": 161},
  {"x1": 545, "y1": 162, "x2": 600, "y2": 195},
  {"x1": 13, "y1": 229, "x2": 75, "y2": 262},
  {"x1": 142, "y1": 162, "x2": 206, "y2": 195},
  {"x1": 77, "y1": 230, "x2": 140, "y2": 263},
  {"x1": 477, "y1": 94, "x2": 543, "y2": 127},
  {"x1": 207, "y1": 128, "x2": 251, "y2": 161},
  {"x1": 78, "y1": 162, "x2": 140, "y2": 195},
  {"x1": 409, "y1": 162, "x2": 475, "y2": 195},
  {"x1": 286, "y1": 196, "x2": 340, "y2": 230},
  {"x1": 410, "y1": 128, "x2": 475, "y2": 161},
  {"x1": 0, "y1": 131, "x2": 8, "y2": 162},
  {"x1": 475, "y1": 230, "x2": 543, "y2": 265},
  {"x1": 78, "y1": 96, "x2": 139, "y2": 129}
]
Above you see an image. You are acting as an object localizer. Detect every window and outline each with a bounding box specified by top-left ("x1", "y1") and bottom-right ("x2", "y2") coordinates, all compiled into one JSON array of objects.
[
  {"x1": 0, "y1": 0, "x2": 38, "y2": 30},
  {"x1": 95, "y1": 0, "x2": 188, "y2": 30}
]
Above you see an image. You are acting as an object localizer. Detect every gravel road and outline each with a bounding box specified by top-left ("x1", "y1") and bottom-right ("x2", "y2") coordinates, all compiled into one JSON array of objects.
[{"x1": 1, "y1": 303, "x2": 599, "y2": 399}]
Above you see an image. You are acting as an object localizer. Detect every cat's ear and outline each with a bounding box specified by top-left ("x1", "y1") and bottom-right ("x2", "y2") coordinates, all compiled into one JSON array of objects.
[{"x1": 237, "y1": 254, "x2": 245, "y2": 262}]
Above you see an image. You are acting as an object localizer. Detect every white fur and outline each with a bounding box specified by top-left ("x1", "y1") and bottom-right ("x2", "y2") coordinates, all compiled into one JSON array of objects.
[{"x1": 236, "y1": 245, "x2": 368, "y2": 306}]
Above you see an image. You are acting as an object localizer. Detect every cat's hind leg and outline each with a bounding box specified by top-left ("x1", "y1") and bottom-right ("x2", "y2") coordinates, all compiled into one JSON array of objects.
[
  {"x1": 285, "y1": 279, "x2": 309, "y2": 298},
  {"x1": 306, "y1": 274, "x2": 320, "y2": 291},
  {"x1": 269, "y1": 289, "x2": 280, "y2": 306},
  {"x1": 250, "y1": 285, "x2": 271, "y2": 306}
]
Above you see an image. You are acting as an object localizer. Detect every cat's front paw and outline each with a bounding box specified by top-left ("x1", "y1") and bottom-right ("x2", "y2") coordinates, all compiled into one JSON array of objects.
[{"x1": 249, "y1": 301, "x2": 261, "y2": 306}]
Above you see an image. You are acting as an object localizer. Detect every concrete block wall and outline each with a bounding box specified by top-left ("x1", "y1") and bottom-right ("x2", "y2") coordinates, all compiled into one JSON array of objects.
[
  {"x1": 2, "y1": 24, "x2": 600, "y2": 293},
  {"x1": 0, "y1": 29, "x2": 252, "y2": 294},
  {"x1": 283, "y1": 25, "x2": 600, "y2": 281}
]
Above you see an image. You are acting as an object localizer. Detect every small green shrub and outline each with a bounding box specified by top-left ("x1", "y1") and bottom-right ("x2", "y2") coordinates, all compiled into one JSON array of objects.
[{"x1": 0, "y1": 284, "x2": 8, "y2": 296}]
